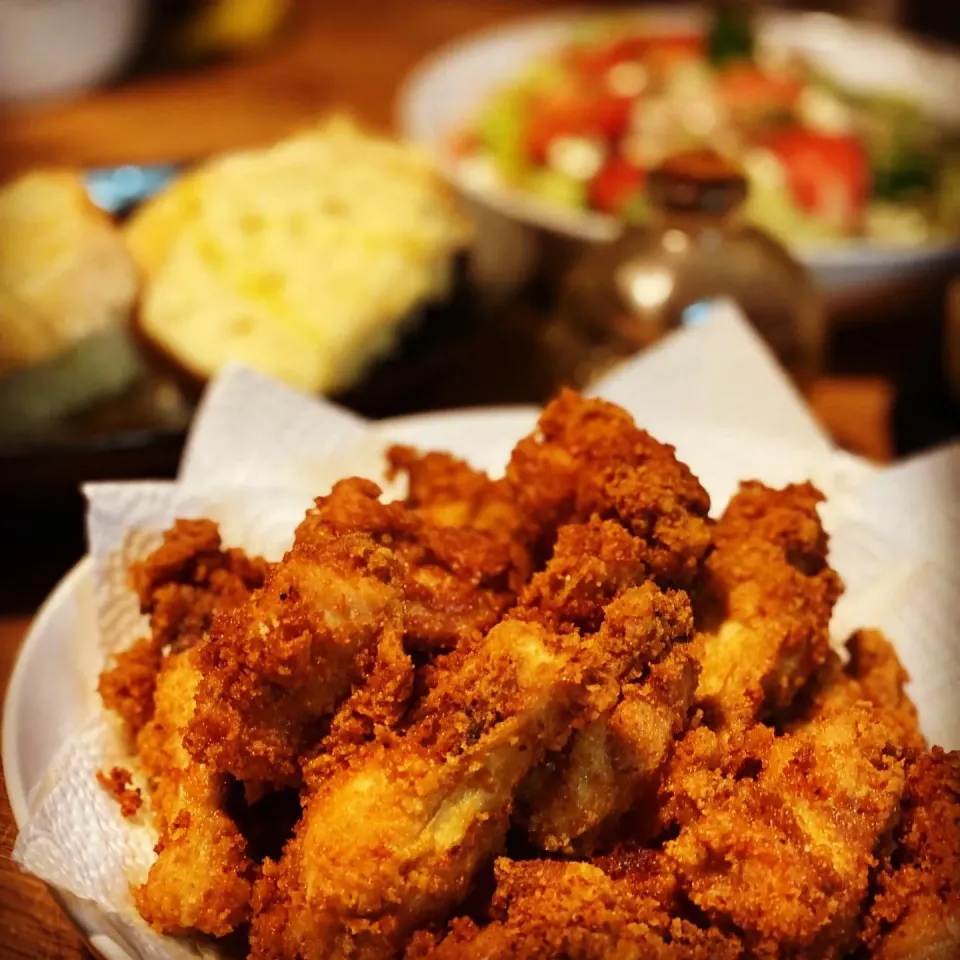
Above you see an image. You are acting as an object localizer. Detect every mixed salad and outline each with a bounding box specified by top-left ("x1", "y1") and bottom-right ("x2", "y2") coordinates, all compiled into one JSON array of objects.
[{"x1": 452, "y1": 12, "x2": 960, "y2": 246}]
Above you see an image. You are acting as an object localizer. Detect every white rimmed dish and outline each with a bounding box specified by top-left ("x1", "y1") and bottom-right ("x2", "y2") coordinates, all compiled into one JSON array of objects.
[{"x1": 397, "y1": 5, "x2": 960, "y2": 302}]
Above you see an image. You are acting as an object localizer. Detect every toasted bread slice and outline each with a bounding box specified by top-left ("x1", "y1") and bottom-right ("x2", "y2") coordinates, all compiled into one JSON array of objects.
[
  {"x1": 127, "y1": 117, "x2": 473, "y2": 395},
  {"x1": 0, "y1": 170, "x2": 139, "y2": 375}
]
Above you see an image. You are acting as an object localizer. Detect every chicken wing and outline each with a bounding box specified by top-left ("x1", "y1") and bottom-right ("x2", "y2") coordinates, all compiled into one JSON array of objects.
[
  {"x1": 186, "y1": 512, "x2": 407, "y2": 787},
  {"x1": 98, "y1": 518, "x2": 268, "y2": 738},
  {"x1": 505, "y1": 389, "x2": 711, "y2": 588},
  {"x1": 518, "y1": 585, "x2": 698, "y2": 854},
  {"x1": 248, "y1": 618, "x2": 592, "y2": 960},
  {"x1": 666, "y1": 702, "x2": 907, "y2": 958},
  {"x1": 694, "y1": 481, "x2": 843, "y2": 730},
  {"x1": 134, "y1": 649, "x2": 252, "y2": 936},
  {"x1": 296, "y1": 476, "x2": 519, "y2": 652}
]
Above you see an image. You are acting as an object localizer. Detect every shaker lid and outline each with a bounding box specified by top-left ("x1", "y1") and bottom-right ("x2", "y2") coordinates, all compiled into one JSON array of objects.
[{"x1": 648, "y1": 149, "x2": 748, "y2": 214}]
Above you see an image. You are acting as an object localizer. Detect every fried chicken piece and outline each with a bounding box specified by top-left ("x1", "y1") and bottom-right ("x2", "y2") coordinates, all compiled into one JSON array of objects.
[
  {"x1": 666, "y1": 703, "x2": 907, "y2": 958},
  {"x1": 248, "y1": 618, "x2": 591, "y2": 960},
  {"x1": 508, "y1": 517, "x2": 699, "y2": 854},
  {"x1": 98, "y1": 519, "x2": 268, "y2": 738},
  {"x1": 249, "y1": 580, "x2": 687, "y2": 960},
  {"x1": 519, "y1": 590, "x2": 698, "y2": 854},
  {"x1": 788, "y1": 629, "x2": 925, "y2": 752},
  {"x1": 387, "y1": 446, "x2": 529, "y2": 588},
  {"x1": 134, "y1": 649, "x2": 252, "y2": 936},
  {"x1": 656, "y1": 720, "x2": 777, "y2": 834},
  {"x1": 859, "y1": 748, "x2": 960, "y2": 959},
  {"x1": 130, "y1": 517, "x2": 270, "y2": 652},
  {"x1": 505, "y1": 389, "x2": 711, "y2": 588},
  {"x1": 186, "y1": 517, "x2": 408, "y2": 787},
  {"x1": 694, "y1": 481, "x2": 843, "y2": 730},
  {"x1": 296, "y1": 477, "x2": 519, "y2": 652},
  {"x1": 511, "y1": 518, "x2": 650, "y2": 634},
  {"x1": 406, "y1": 857, "x2": 742, "y2": 960}
]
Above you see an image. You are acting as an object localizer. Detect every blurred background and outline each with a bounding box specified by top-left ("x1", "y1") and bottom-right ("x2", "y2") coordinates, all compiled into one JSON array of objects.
[{"x1": 1, "y1": 0, "x2": 958, "y2": 607}]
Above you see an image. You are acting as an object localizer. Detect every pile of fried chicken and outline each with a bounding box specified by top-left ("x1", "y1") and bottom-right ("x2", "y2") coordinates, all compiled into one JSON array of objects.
[{"x1": 98, "y1": 390, "x2": 959, "y2": 960}]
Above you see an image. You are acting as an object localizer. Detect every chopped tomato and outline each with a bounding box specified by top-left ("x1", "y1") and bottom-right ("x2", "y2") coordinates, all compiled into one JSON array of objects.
[
  {"x1": 716, "y1": 63, "x2": 802, "y2": 114},
  {"x1": 589, "y1": 156, "x2": 645, "y2": 214},
  {"x1": 767, "y1": 129, "x2": 869, "y2": 228},
  {"x1": 525, "y1": 93, "x2": 633, "y2": 163},
  {"x1": 592, "y1": 95, "x2": 634, "y2": 139}
]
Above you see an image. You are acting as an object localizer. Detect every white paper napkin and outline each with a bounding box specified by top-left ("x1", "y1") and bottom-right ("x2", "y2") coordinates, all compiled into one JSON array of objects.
[{"x1": 13, "y1": 304, "x2": 960, "y2": 960}]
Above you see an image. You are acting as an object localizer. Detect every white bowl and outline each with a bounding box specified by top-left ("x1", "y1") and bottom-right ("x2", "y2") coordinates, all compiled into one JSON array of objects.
[
  {"x1": 397, "y1": 5, "x2": 960, "y2": 301},
  {"x1": 0, "y1": 0, "x2": 146, "y2": 102}
]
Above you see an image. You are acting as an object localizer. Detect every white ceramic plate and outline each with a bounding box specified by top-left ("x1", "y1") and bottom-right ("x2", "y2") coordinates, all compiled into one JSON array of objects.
[
  {"x1": 3, "y1": 405, "x2": 875, "y2": 957},
  {"x1": 397, "y1": 5, "x2": 960, "y2": 295}
]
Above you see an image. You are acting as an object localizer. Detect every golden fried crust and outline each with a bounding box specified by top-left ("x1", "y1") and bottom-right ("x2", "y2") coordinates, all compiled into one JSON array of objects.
[
  {"x1": 249, "y1": 619, "x2": 598, "y2": 960},
  {"x1": 860, "y1": 748, "x2": 960, "y2": 960},
  {"x1": 667, "y1": 704, "x2": 906, "y2": 959},
  {"x1": 130, "y1": 518, "x2": 269, "y2": 650},
  {"x1": 98, "y1": 520, "x2": 268, "y2": 739},
  {"x1": 248, "y1": 579, "x2": 693, "y2": 960},
  {"x1": 788, "y1": 630, "x2": 925, "y2": 754},
  {"x1": 134, "y1": 650, "x2": 252, "y2": 936},
  {"x1": 846, "y1": 629, "x2": 923, "y2": 746},
  {"x1": 297, "y1": 477, "x2": 519, "y2": 651},
  {"x1": 406, "y1": 858, "x2": 742, "y2": 960},
  {"x1": 695, "y1": 481, "x2": 843, "y2": 729},
  {"x1": 519, "y1": 588, "x2": 697, "y2": 854},
  {"x1": 505, "y1": 390, "x2": 711, "y2": 588},
  {"x1": 186, "y1": 525, "x2": 406, "y2": 786},
  {"x1": 98, "y1": 636, "x2": 163, "y2": 738},
  {"x1": 512, "y1": 518, "x2": 648, "y2": 634}
]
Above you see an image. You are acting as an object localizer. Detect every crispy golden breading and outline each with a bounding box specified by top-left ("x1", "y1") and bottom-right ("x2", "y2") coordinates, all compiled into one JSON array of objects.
[
  {"x1": 98, "y1": 636, "x2": 164, "y2": 739},
  {"x1": 186, "y1": 519, "x2": 407, "y2": 787},
  {"x1": 96, "y1": 766, "x2": 143, "y2": 819},
  {"x1": 387, "y1": 445, "x2": 529, "y2": 591},
  {"x1": 98, "y1": 519, "x2": 268, "y2": 738},
  {"x1": 249, "y1": 619, "x2": 595, "y2": 960},
  {"x1": 296, "y1": 477, "x2": 519, "y2": 651},
  {"x1": 789, "y1": 630, "x2": 925, "y2": 753},
  {"x1": 858, "y1": 748, "x2": 960, "y2": 960},
  {"x1": 695, "y1": 481, "x2": 843, "y2": 729},
  {"x1": 130, "y1": 517, "x2": 270, "y2": 652},
  {"x1": 505, "y1": 390, "x2": 711, "y2": 587},
  {"x1": 667, "y1": 704, "x2": 907, "y2": 959},
  {"x1": 512, "y1": 518, "x2": 650, "y2": 634},
  {"x1": 519, "y1": 588, "x2": 697, "y2": 854},
  {"x1": 406, "y1": 857, "x2": 742, "y2": 960},
  {"x1": 249, "y1": 581, "x2": 690, "y2": 960},
  {"x1": 135, "y1": 650, "x2": 252, "y2": 936}
]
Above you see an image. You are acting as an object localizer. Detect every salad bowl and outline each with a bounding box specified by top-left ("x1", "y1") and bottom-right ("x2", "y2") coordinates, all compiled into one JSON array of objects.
[{"x1": 398, "y1": 6, "x2": 960, "y2": 303}]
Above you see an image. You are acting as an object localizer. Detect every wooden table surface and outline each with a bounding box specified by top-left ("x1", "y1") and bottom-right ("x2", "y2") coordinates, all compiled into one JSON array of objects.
[{"x1": 0, "y1": 1, "x2": 903, "y2": 957}]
